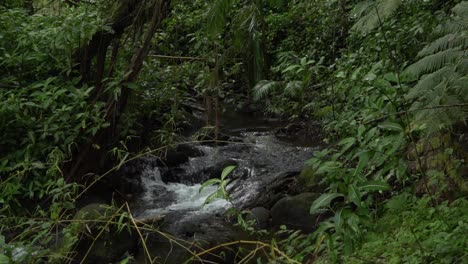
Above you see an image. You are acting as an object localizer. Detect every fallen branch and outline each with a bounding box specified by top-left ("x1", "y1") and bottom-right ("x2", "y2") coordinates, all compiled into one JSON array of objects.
[{"x1": 148, "y1": 54, "x2": 207, "y2": 61}]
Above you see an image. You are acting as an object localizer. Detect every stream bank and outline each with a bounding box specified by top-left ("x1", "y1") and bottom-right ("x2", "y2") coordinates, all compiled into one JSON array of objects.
[{"x1": 79, "y1": 112, "x2": 325, "y2": 263}]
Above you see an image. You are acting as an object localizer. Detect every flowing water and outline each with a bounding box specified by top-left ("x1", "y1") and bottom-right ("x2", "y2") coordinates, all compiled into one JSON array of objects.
[{"x1": 127, "y1": 114, "x2": 320, "y2": 262}]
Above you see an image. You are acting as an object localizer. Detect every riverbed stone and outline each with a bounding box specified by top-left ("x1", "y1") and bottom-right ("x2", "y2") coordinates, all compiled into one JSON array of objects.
[
  {"x1": 270, "y1": 192, "x2": 320, "y2": 232},
  {"x1": 160, "y1": 167, "x2": 185, "y2": 183}
]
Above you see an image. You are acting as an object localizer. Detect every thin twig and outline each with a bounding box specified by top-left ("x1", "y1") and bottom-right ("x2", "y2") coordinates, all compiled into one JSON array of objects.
[{"x1": 125, "y1": 202, "x2": 153, "y2": 263}]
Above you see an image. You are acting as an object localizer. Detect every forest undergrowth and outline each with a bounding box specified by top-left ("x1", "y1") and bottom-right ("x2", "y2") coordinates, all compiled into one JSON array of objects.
[{"x1": 0, "y1": 0, "x2": 467, "y2": 263}]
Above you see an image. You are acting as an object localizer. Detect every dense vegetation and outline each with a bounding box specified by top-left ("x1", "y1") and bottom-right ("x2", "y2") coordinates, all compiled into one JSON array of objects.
[{"x1": 0, "y1": 0, "x2": 466, "y2": 263}]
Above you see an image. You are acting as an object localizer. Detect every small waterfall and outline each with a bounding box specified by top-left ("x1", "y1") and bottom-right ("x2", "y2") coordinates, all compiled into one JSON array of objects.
[{"x1": 136, "y1": 163, "x2": 231, "y2": 219}]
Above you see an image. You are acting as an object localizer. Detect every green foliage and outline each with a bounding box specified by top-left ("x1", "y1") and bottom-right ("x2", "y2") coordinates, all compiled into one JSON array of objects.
[
  {"x1": 0, "y1": 7, "x2": 109, "y2": 83},
  {"x1": 0, "y1": 7, "x2": 109, "y2": 212},
  {"x1": 253, "y1": 53, "x2": 325, "y2": 118},
  {"x1": 352, "y1": 0, "x2": 403, "y2": 34},
  {"x1": 405, "y1": 1, "x2": 468, "y2": 133},
  {"x1": 294, "y1": 0, "x2": 466, "y2": 259},
  {"x1": 0, "y1": 4, "x2": 111, "y2": 263},
  {"x1": 318, "y1": 195, "x2": 468, "y2": 263},
  {"x1": 1, "y1": 0, "x2": 467, "y2": 263},
  {"x1": 200, "y1": 165, "x2": 236, "y2": 205}
]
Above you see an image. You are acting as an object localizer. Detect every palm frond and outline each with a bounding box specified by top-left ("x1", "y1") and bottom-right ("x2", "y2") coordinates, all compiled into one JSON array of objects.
[{"x1": 352, "y1": 0, "x2": 403, "y2": 34}]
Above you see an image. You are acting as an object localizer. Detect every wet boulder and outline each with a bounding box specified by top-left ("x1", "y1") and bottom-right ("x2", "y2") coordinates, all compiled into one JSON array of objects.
[
  {"x1": 245, "y1": 207, "x2": 271, "y2": 229},
  {"x1": 203, "y1": 159, "x2": 239, "y2": 180},
  {"x1": 176, "y1": 143, "x2": 204, "y2": 157},
  {"x1": 274, "y1": 122, "x2": 323, "y2": 146},
  {"x1": 246, "y1": 170, "x2": 301, "y2": 209},
  {"x1": 270, "y1": 192, "x2": 321, "y2": 232},
  {"x1": 160, "y1": 167, "x2": 185, "y2": 183},
  {"x1": 157, "y1": 149, "x2": 189, "y2": 167}
]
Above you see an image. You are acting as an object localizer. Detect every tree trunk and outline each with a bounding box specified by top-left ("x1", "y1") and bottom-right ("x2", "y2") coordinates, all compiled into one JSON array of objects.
[{"x1": 66, "y1": 0, "x2": 171, "y2": 182}]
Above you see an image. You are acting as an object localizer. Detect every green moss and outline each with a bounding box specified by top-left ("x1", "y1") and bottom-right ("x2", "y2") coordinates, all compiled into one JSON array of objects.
[{"x1": 298, "y1": 165, "x2": 321, "y2": 187}]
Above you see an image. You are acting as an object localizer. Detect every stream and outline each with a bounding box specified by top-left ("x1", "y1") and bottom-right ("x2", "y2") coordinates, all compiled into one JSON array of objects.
[{"x1": 125, "y1": 114, "x2": 320, "y2": 263}]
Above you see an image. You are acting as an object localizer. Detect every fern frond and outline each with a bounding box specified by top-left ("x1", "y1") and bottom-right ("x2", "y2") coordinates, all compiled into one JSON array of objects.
[
  {"x1": 452, "y1": 1, "x2": 468, "y2": 17},
  {"x1": 352, "y1": 0, "x2": 403, "y2": 34},
  {"x1": 253, "y1": 80, "x2": 282, "y2": 100},
  {"x1": 418, "y1": 34, "x2": 468, "y2": 57},
  {"x1": 351, "y1": 0, "x2": 373, "y2": 18},
  {"x1": 206, "y1": 0, "x2": 237, "y2": 38},
  {"x1": 406, "y1": 66, "x2": 453, "y2": 99},
  {"x1": 408, "y1": 1, "x2": 468, "y2": 134},
  {"x1": 437, "y1": 20, "x2": 468, "y2": 35},
  {"x1": 284, "y1": 81, "x2": 304, "y2": 98},
  {"x1": 405, "y1": 49, "x2": 464, "y2": 77}
]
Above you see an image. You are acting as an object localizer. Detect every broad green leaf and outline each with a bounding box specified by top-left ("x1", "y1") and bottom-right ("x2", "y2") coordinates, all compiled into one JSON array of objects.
[
  {"x1": 310, "y1": 193, "x2": 344, "y2": 214},
  {"x1": 348, "y1": 185, "x2": 361, "y2": 206},
  {"x1": 0, "y1": 254, "x2": 9, "y2": 264},
  {"x1": 338, "y1": 137, "x2": 356, "y2": 156},
  {"x1": 378, "y1": 121, "x2": 403, "y2": 132},
  {"x1": 357, "y1": 125, "x2": 366, "y2": 139},
  {"x1": 358, "y1": 180, "x2": 391, "y2": 191},
  {"x1": 332, "y1": 210, "x2": 341, "y2": 233},
  {"x1": 199, "y1": 178, "x2": 221, "y2": 193},
  {"x1": 352, "y1": 150, "x2": 370, "y2": 180},
  {"x1": 221, "y1": 165, "x2": 236, "y2": 180},
  {"x1": 315, "y1": 161, "x2": 341, "y2": 174},
  {"x1": 282, "y1": 65, "x2": 301, "y2": 73}
]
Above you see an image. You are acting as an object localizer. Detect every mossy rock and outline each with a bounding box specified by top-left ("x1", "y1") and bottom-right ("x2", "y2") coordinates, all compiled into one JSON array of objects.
[
  {"x1": 71, "y1": 203, "x2": 138, "y2": 263},
  {"x1": 298, "y1": 165, "x2": 323, "y2": 190},
  {"x1": 271, "y1": 192, "x2": 321, "y2": 232}
]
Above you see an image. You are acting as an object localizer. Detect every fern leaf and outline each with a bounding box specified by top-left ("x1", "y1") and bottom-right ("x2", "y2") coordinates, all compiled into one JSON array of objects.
[
  {"x1": 452, "y1": 1, "x2": 468, "y2": 17},
  {"x1": 284, "y1": 81, "x2": 303, "y2": 98},
  {"x1": 253, "y1": 80, "x2": 281, "y2": 100},
  {"x1": 405, "y1": 49, "x2": 464, "y2": 77},
  {"x1": 352, "y1": 0, "x2": 403, "y2": 34},
  {"x1": 437, "y1": 20, "x2": 468, "y2": 35},
  {"x1": 351, "y1": 0, "x2": 374, "y2": 18},
  {"x1": 418, "y1": 34, "x2": 468, "y2": 57},
  {"x1": 406, "y1": 66, "x2": 453, "y2": 99}
]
